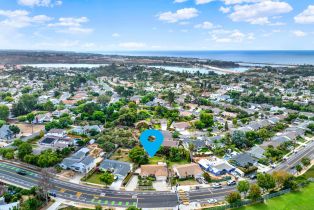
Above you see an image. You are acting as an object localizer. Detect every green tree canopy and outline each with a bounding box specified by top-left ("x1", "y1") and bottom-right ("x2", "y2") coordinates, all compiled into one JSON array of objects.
[
  {"x1": 100, "y1": 171, "x2": 114, "y2": 186},
  {"x1": 129, "y1": 146, "x2": 149, "y2": 165},
  {"x1": 0, "y1": 104, "x2": 9, "y2": 120}
]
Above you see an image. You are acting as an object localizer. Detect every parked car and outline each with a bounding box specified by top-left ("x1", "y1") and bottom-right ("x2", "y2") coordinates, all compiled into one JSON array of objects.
[
  {"x1": 227, "y1": 180, "x2": 236, "y2": 186},
  {"x1": 250, "y1": 174, "x2": 257, "y2": 180},
  {"x1": 49, "y1": 192, "x2": 57, "y2": 197},
  {"x1": 196, "y1": 178, "x2": 203, "y2": 184}
]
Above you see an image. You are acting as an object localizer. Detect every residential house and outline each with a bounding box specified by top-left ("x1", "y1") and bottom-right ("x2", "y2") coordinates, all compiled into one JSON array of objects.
[
  {"x1": 46, "y1": 129, "x2": 66, "y2": 138},
  {"x1": 39, "y1": 136, "x2": 59, "y2": 146},
  {"x1": 33, "y1": 113, "x2": 53, "y2": 124},
  {"x1": 182, "y1": 138, "x2": 206, "y2": 151},
  {"x1": 198, "y1": 158, "x2": 235, "y2": 176},
  {"x1": 140, "y1": 163, "x2": 168, "y2": 181},
  {"x1": 173, "y1": 163, "x2": 203, "y2": 179},
  {"x1": 231, "y1": 153, "x2": 257, "y2": 168},
  {"x1": 247, "y1": 145, "x2": 266, "y2": 159},
  {"x1": 99, "y1": 159, "x2": 132, "y2": 180},
  {"x1": 0, "y1": 125, "x2": 14, "y2": 142},
  {"x1": 59, "y1": 148, "x2": 96, "y2": 173},
  {"x1": 70, "y1": 156, "x2": 96, "y2": 174},
  {"x1": 130, "y1": 95, "x2": 141, "y2": 104}
]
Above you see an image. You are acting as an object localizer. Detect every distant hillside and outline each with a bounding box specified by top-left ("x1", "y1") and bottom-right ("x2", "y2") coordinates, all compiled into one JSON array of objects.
[
  {"x1": 0, "y1": 50, "x2": 109, "y2": 64},
  {"x1": 0, "y1": 50, "x2": 239, "y2": 68}
]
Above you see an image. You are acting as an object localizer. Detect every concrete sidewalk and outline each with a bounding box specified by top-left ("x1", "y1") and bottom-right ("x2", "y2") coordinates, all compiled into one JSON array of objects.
[{"x1": 46, "y1": 198, "x2": 65, "y2": 210}]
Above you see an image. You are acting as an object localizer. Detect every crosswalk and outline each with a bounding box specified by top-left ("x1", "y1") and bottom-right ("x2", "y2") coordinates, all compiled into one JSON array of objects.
[{"x1": 178, "y1": 190, "x2": 190, "y2": 205}]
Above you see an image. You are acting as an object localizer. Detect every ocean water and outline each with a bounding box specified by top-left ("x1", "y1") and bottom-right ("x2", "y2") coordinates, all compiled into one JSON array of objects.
[
  {"x1": 149, "y1": 65, "x2": 248, "y2": 74},
  {"x1": 100, "y1": 51, "x2": 314, "y2": 65}
]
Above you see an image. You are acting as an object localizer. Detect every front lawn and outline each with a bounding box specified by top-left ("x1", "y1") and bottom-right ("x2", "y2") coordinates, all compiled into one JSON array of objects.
[
  {"x1": 177, "y1": 179, "x2": 198, "y2": 185},
  {"x1": 236, "y1": 183, "x2": 314, "y2": 210},
  {"x1": 84, "y1": 172, "x2": 103, "y2": 185}
]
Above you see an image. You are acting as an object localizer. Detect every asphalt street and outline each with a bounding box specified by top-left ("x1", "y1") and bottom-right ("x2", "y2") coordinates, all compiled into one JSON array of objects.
[
  {"x1": 0, "y1": 162, "x2": 178, "y2": 208},
  {"x1": 0, "y1": 140, "x2": 312, "y2": 208}
]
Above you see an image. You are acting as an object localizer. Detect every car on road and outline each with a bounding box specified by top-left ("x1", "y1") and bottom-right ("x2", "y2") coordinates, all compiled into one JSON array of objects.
[
  {"x1": 211, "y1": 183, "x2": 222, "y2": 189},
  {"x1": 16, "y1": 170, "x2": 27, "y2": 176},
  {"x1": 208, "y1": 198, "x2": 218, "y2": 204},
  {"x1": 100, "y1": 193, "x2": 106, "y2": 197}
]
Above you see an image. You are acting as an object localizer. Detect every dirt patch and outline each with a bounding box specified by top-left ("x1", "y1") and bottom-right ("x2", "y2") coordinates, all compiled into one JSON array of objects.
[{"x1": 14, "y1": 123, "x2": 45, "y2": 136}]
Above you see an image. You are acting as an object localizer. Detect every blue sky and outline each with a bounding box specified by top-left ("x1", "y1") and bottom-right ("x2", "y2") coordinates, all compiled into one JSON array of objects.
[{"x1": 0, "y1": 0, "x2": 314, "y2": 51}]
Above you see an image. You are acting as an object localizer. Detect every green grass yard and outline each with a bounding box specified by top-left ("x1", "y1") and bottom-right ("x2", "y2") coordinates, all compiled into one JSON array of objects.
[
  {"x1": 84, "y1": 172, "x2": 103, "y2": 185},
  {"x1": 148, "y1": 156, "x2": 189, "y2": 166},
  {"x1": 236, "y1": 183, "x2": 314, "y2": 210}
]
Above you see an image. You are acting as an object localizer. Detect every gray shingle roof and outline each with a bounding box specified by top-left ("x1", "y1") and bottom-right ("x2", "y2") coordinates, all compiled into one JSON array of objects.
[
  {"x1": 81, "y1": 156, "x2": 95, "y2": 165},
  {"x1": 99, "y1": 159, "x2": 131, "y2": 178},
  {"x1": 232, "y1": 153, "x2": 257, "y2": 167},
  {"x1": 248, "y1": 145, "x2": 265, "y2": 159}
]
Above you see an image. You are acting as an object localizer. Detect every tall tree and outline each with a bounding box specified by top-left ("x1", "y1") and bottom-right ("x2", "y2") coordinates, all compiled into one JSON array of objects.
[
  {"x1": 38, "y1": 168, "x2": 55, "y2": 204},
  {"x1": 18, "y1": 142, "x2": 32, "y2": 160},
  {"x1": 257, "y1": 173, "x2": 276, "y2": 192},
  {"x1": 225, "y1": 192, "x2": 241, "y2": 204},
  {"x1": 100, "y1": 171, "x2": 114, "y2": 187},
  {"x1": 0, "y1": 105, "x2": 9, "y2": 120},
  {"x1": 248, "y1": 184, "x2": 262, "y2": 201},
  {"x1": 237, "y1": 180, "x2": 250, "y2": 198},
  {"x1": 27, "y1": 113, "x2": 35, "y2": 134},
  {"x1": 167, "y1": 91, "x2": 175, "y2": 105}
]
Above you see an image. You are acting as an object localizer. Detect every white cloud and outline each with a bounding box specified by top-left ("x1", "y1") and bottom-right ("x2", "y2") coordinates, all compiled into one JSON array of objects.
[
  {"x1": 292, "y1": 30, "x2": 307, "y2": 37},
  {"x1": 220, "y1": 6, "x2": 231, "y2": 14},
  {"x1": 48, "y1": 17, "x2": 89, "y2": 27},
  {"x1": 57, "y1": 27, "x2": 93, "y2": 34},
  {"x1": 174, "y1": 0, "x2": 188, "y2": 3},
  {"x1": 210, "y1": 29, "x2": 254, "y2": 43},
  {"x1": 196, "y1": 0, "x2": 214, "y2": 5},
  {"x1": 223, "y1": 0, "x2": 261, "y2": 5},
  {"x1": 158, "y1": 8, "x2": 199, "y2": 23},
  {"x1": 112, "y1": 33, "x2": 120, "y2": 37},
  {"x1": 18, "y1": 0, "x2": 62, "y2": 7},
  {"x1": 119, "y1": 42, "x2": 146, "y2": 49},
  {"x1": 56, "y1": 0, "x2": 62, "y2": 6},
  {"x1": 229, "y1": 1, "x2": 293, "y2": 25},
  {"x1": 195, "y1": 21, "x2": 214, "y2": 29},
  {"x1": 0, "y1": 9, "x2": 52, "y2": 28},
  {"x1": 48, "y1": 17, "x2": 93, "y2": 34},
  {"x1": 295, "y1": 5, "x2": 314, "y2": 24}
]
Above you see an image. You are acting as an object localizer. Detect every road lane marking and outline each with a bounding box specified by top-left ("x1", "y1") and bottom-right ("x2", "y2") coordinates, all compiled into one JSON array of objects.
[
  {"x1": 190, "y1": 190, "x2": 234, "y2": 199},
  {"x1": 289, "y1": 147, "x2": 314, "y2": 166},
  {"x1": 76, "y1": 192, "x2": 82, "y2": 198},
  {"x1": 59, "y1": 188, "x2": 66, "y2": 193},
  {"x1": 0, "y1": 167, "x2": 140, "y2": 201}
]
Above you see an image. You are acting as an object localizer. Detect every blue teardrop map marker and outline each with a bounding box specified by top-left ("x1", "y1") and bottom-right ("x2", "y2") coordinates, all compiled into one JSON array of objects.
[{"x1": 140, "y1": 129, "x2": 164, "y2": 157}]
